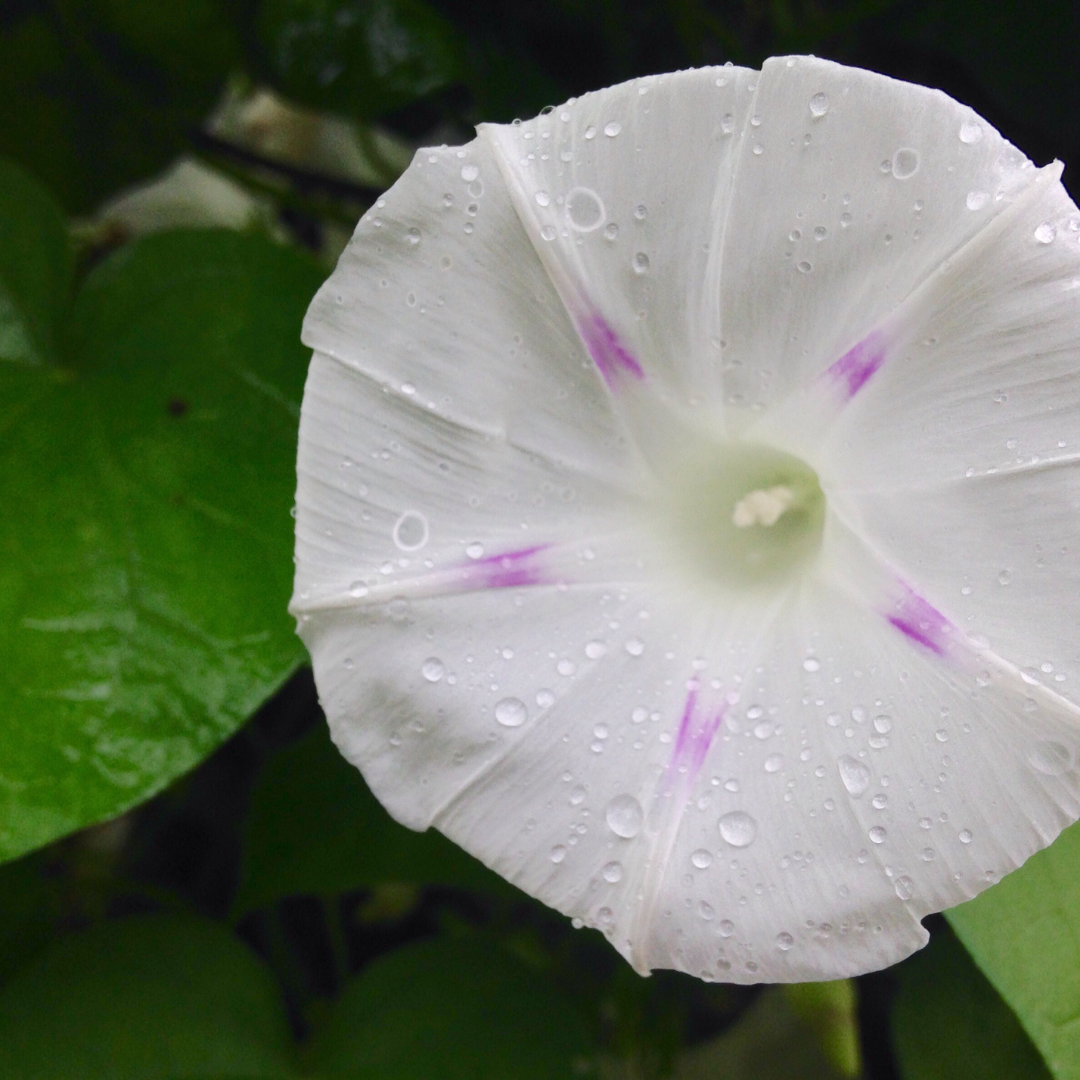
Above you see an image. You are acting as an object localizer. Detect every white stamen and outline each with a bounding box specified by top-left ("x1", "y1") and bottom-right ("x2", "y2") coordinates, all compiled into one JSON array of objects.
[{"x1": 732, "y1": 485, "x2": 795, "y2": 528}]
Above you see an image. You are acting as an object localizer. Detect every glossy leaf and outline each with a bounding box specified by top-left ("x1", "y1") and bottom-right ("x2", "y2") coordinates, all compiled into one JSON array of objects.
[
  {"x1": 948, "y1": 819, "x2": 1080, "y2": 1080},
  {"x1": 0, "y1": 230, "x2": 321, "y2": 864},
  {"x1": 250, "y1": 0, "x2": 464, "y2": 120},
  {"x1": 893, "y1": 923, "x2": 1051, "y2": 1080},
  {"x1": 0, "y1": 159, "x2": 71, "y2": 365},
  {"x1": 302, "y1": 935, "x2": 592, "y2": 1078},
  {"x1": 0, "y1": 915, "x2": 296, "y2": 1078},
  {"x1": 236, "y1": 721, "x2": 516, "y2": 913}
]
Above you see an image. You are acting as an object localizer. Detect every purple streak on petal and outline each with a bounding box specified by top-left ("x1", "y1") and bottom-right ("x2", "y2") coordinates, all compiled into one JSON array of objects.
[
  {"x1": 824, "y1": 330, "x2": 887, "y2": 400},
  {"x1": 663, "y1": 682, "x2": 727, "y2": 797},
  {"x1": 885, "y1": 581, "x2": 955, "y2": 657},
  {"x1": 459, "y1": 544, "x2": 553, "y2": 589},
  {"x1": 577, "y1": 311, "x2": 645, "y2": 389}
]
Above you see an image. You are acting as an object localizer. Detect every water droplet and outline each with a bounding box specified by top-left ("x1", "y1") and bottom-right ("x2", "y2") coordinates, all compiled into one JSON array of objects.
[
  {"x1": 719, "y1": 919, "x2": 735, "y2": 937},
  {"x1": 633, "y1": 204, "x2": 647, "y2": 221},
  {"x1": 597, "y1": 906, "x2": 614, "y2": 926},
  {"x1": 392, "y1": 510, "x2": 429, "y2": 551},
  {"x1": 764, "y1": 753, "x2": 784, "y2": 773},
  {"x1": 1035, "y1": 221, "x2": 1057, "y2": 244},
  {"x1": 838, "y1": 755, "x2": 870, "y2": 797},
  {"x1": 593, "y1": 723, "x2": 608, "y2": 740},
  {"x1": 872, "y1": 793, "x2": 888, "y2": 810},
  {"x1": 752, "y1": 143, "x2": 764, "y2": 155},
  {"x1": 894, "y1": 876, "x2": 914, "y2": 900},
  {"x1": 534, "y1": 190, "x2": 550, "y2": 207},
  {"x1": 808, "y1": 92, "x2": 830, "y2": 118},
  {"x1": 873, "y1": 715, "x2": 892, "y2": 734},
  {"x1": 803, "y1": 657, "x2": 820, "y2": 672},
  {"x1": 789, "y1": 228, "x2": 802, "y2": 241},
  {"x1": 959, "y1": 121, "x2": 983, "y2": 144},
  {"x1": 584, "y1": 125, "x2": 596, "y2": 140},
  {"x1": 723, "y1": 778, "x2": 740, "y2": 793},
  {"x1": 698, "y1": 901, "x2": 715, "y2": 920},
  {"x1": 624, "y1": 637, "x2": 645, "y2": 657},
  {"x1": 719, "y1": 810, "x2": 758, "y2": 848},
  {"x1": 569, "y1": 785, "x2": 586, "y2": 806},
  {"x1": 776, "y1": 931, "x2": 794, "y2": 951},
  {"x1": 405, "y1": 226, "x2": 421, "y2": 245},
  {"x1": 348, "y1": 580, "x2": 369, "y2": 599},
  {"x1": 602, "y1": 860, "x2": 623, "y2": 882},
  {"x1": 557, "y1": 659, "x2": 575, "y2": 676},
  {"x1": 797, "y1": 260, "x2": 813, "y2": 273},
  {"x1": 691, "y1": 849, "x2": 713, "y2": 869},
  {"x1": 998, "y1": 569, "x2": 1012, "y2": 586},
  {"x1": 565, "y1": 187, "x2": 605, "y2": 232},
  {"x1": 421, "y1": 657, "x2": 444, "y2": 682},
  {"x1": 604, "y1": 222, "x2": 619, "y2": 240},
  {"x1": 921, "y1": 847, "x2": 936, "y2": 861},
  {"x1": 1028, "y1": 740, "x2": 1071, "y2": 776},
  {"x1": 540, "y1": 224, "x2": 556, "y2": 241},
  {"x1": 720, "y1": 113, "x2": 735, "y2": 134},
  {"x1": 460, "y1": 164, "x2": 479, "y2": 182},
  {"x1": 603, "y1": 121, "x2": 622, "y2": 137},
  {"x1": 585, "y1": 640, "x2": 607, "y2": 660},
  {"x1": 632, "y1": 252, "x2": 650, "y2": 274},
  {"x1": 606, "y1": 794, "x2": 644, "y2": 838},
  {"x1": 966, "y1": 190, "x2": 989, "y2": 211},
  {"x1": 935, "y1": 729, "x2": 948, "y2": 743},
  {"x1": 868, "y1": 825, "x2": 887, "y2": 844},
  {"x1": 959, "y1": 829, "x2": 973, "y2": 844},
  {"x1": 813, "y1": 226, "x2": 827, "y2": 241},
  {"x1": 549, "y1": 845, "x2": 566, "y2": 863},
  {"x1": 892, "y1": 148, "x2": 920, "y2": 179},
  {"x1": 840, "y1": 212, "x2": 852, "y2": 228},
  {"x1": 536, "y1": 688, "x2": 555, "y2": 708},
  {"x1": 494, "y1": 697, "x2": 528, "y2": 727}
]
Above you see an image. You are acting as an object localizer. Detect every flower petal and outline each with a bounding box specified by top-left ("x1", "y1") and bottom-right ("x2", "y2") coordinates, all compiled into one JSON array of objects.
[
  {"x1": 822, "y1": 162, "x2": 1080, "y2": 696},
  {"x1": 716, "y1": 55, "x2": 1037, "y2": 413},
  {"x1": 301, "y1": 137, "x2": 634, "y2": 485},
  {"x1": 481, "y1": 65, "x2": 757, "y2": 404}
]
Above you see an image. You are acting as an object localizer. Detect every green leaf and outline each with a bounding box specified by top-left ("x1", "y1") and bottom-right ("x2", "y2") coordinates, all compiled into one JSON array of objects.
[
  {"x1": 893, "y1": 924, "x2": 1052, "y2": 1080},
  {"x1": 249, "y1": 0, "x2": 464, "y2": 120},
  {"x1": 782, "y1": 980, "x2": 861, "y2": 1078},
  {"x1": 948, "y1": 819, "x2": 1080, "y2": 1080},
  {"x1": 0, "y1": 915, "x2": 295, "y2": 1078},
  {"x1": 0, "y1": 4, "x2": 238, "y2": 213},
  {"x1": 303, "y1": 935, "x2": 592, "y2": 1078},
  {"x1": 0, "y1": 159, "x2": 71, "y2": 365},
  {"x1": 0, "y1": 230, "x2": 322, "y2": 864},
  {"x1": 236, "y1": 721, "x2": 516, "y2": 913}
]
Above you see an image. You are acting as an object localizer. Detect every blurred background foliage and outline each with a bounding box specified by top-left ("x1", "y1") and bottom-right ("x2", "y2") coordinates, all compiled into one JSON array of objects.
[{"x1": 1, "y1": 0, "x2": 1078, "y2": 1076}]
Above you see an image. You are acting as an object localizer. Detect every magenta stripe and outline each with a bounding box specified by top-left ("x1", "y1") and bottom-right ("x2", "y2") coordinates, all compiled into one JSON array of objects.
[
  {"x1": 825, "y1": 330, "x2": 886, "y2": 399},
  {"x1": 663, "y1": 682, "x2": 726, "y2": 797},
  {"x1": 885, "y1": 582, "x2": 954, "y2": 657},
  {"x1": 578, "y1": 311, "x2": 645, "y2": 388},
  {"x1": 458, "y1": 544, "x2": 552, "y2": 590}
]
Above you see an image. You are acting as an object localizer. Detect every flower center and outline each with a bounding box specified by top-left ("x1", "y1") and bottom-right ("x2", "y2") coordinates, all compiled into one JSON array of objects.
[{"x1": 657, "y1": 441, "x2": 825, "y2": 590}]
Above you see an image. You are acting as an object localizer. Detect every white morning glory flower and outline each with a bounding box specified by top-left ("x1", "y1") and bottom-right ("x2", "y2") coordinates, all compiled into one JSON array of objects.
[{"x1": 291, "y1": 55, "x2": 1080, "y2": 983}]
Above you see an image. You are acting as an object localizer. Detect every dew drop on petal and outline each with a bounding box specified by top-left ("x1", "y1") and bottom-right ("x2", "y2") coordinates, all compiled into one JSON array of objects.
[
  {"x1": 460, "y1": 164, "x2": 479, "y2": 182},
  {"x1": 966, "y1": 190, "x2": 989, "y2": 210},
  {"x1": 633, "y1": 252, "x2": 650, "y2": 274},
  {"x1": 776, "y1": 931, "x2": 794, "y2": 951},
  {"x1": 534, "y1": 190, "x2": 551, "y2": 207},
  {"x1": 808, "y1": 92, "x2": 830, "y2": 118},
  {"x1": 1028, "y1": 740, "x2": 1071, "y2": 776},
  {"x1": 764, "y1": 753, "x2": 784, "y2": 773},
  {"x1": 959, "y1": 121, "x2": 983, "y2": 144},
  {"x1": 421, "y1": 657, "x2": 445, "y2": 682},
  {"x1": 959, "y1": 829, "x2": 973, "y2": 844},
  {"x1": 719, "y1": 919, "x2": 735, "y2": 938},
  {"x1": 698, "y1": 901, "x2": 715, "y2": 921},
  {"x1": 894, "y1": 876, "x2": 915, "y2": 900},
  {"x1": 494, "y1": 697, "x2": 528, "y2": 727},
  {"x1": 536, "y1": 688, "x2": 555, "y2": 708},
  {"x1": 868, "y1": 825, "x2": 887, "y2": 844},
  {"x1": 691, "y1": 849, "x2": 713, "y2": 869},
  {"x1": 891, "y1": 148, "x2": 920, "y2": 179},
  {"x1": 606, "y1": 794, "x2": 644, "y2": 838},
  {"x1": 392, "y1": 510, "x2": 429, "y2": 551},
  {"x1": 566, "y1": 187, "x2": 605, "y2": 232},
  {"x1": 797, "y1": 260, "x2": 812, "y2": 273},
  {"x1": 838, "y1": 755, "x2": 870, "y2": 797},
  {"x1": 1035, "y1": 221, "x2": 1057, "y2": 244},
  {"x1": 625, "y1": 637, "x2": 645, "y2": 657},
  {"x1": 348, "y1": 581, "x2": 369, "y2": 599},
  {"x1": 550, "y1": 845, "x2": 567, "y2": 863},
  {"x1": 585, "y1": 640, "x2": 607, "y2": 659},
  {"x1": 719, "y1": 810, "x2": 757, "y2": 848},
  {"x1": 803, "y1": 657, "x2": 820, "y2": 671},
  {"x1": 540, "y1": 224, "x2": 556, "y2": 241},
  {"x1": 602, "y1": 860, "x2": 623, "y2": 882},
  {"x1": 720, "y1": 113, "x2": 735, "y2": 134},
  {"x1": 603, "y1": 121, "x2": 622, "y2": 137}
]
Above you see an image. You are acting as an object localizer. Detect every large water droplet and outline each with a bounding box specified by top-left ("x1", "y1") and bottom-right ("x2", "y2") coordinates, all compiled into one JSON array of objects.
[
  {"x1": 1028, "y1": 740, "x2": 1071, "y2": 776},
  {"x1": 838, "y1": 755, "x2": 870, "y2": 797},
  {"x1": 566, "y1": 187, "x2": 605, "y2": 232},
  {"x1": 392, "y1": 510, "x2": 429, "y2": 551},
  {"x1": 894, "y1": 876, "x2": 914, "y2": 900},
  {"x1": 603, "y1": 121, "x2": 622, "y2": 137},
  {"x1": 549, "y1": 845, "x2": 567, "y2": 863},
  {"x1": 959, "y1": 121, "x2": 983, "y2": 144},
  {"x1": 602, "y1": 860, "x2": 623, "y2": 882},
  {"x1": 868, "y1": 825, "x2": 887, "y2": 844},
  {"x1": 606, "y1": 794, "x2": 644, "y2": 838},
  {"x1": 494, "y1": 697, "x2": 528, "y2": 727},
  {"x1": 891, "y1": 148, "x2": 920, "y2": 179},
  {"x1": 959, "y1": 829, "x2": 973, "y2": 844},
  {"x1": 966, "y1": 190, "x2": 989, "y2": 211},
  {"x1": 776, "y1": 931, "x2": 794, "y2": 951},
  {"x1": 421, "y1": 657, "x2": 444, "y2": 682},
  {"x1": 1034, "y1": 221, "x2": 1057, "y2": 244},
  {"x1": 691, "y1": 849, "x2": 712, "y2": 869},
  {"x1": 718, "y1": 919, "x2": 735, "y2": 937},
  {"x1": 764, "y1": 753, "x2": 784, "y2": 774},
  {"x1": 460, "y1": 164, "x2": 479, "y2": 182},
  {"x1": 534, "y1": 190, "x2": 550, "y2": 207},
  {"x1": 718, "y1": 810, "x2": 757, "y2": 848},
  {"x1": 808, "y1": 92, "x2": 829, "y2": 117}
]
